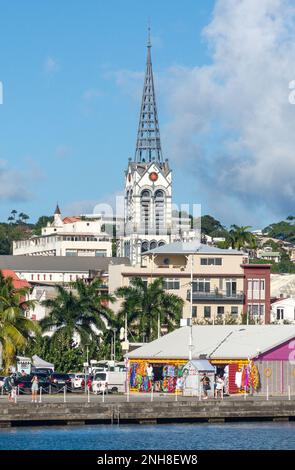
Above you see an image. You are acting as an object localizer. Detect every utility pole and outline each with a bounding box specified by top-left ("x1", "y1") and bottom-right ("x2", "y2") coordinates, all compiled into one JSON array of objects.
[{"x1": 189, "y1": 254, "x2": 193, "y2": 361}]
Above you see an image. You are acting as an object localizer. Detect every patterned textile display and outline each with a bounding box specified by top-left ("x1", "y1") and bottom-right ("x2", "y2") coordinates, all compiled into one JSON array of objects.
[{"x1": 249, "y1": 361, "x2": 259, "y2": 390}]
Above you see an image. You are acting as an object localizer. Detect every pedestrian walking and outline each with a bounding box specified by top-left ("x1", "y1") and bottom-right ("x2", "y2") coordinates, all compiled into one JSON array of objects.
[{"x1": 31, "y1": 375, "x2": 39, "y2": 403}]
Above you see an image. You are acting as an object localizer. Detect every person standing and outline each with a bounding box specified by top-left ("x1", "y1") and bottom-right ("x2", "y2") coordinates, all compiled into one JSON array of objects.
[
  {"x1": 215, "y1": 375, "x2": 224, "y2": 399},
  {"x1": 200, "y1": 373, "x2": 210, "y2": 400},
  {"x1": 31, "y1": 375, "x2": 39, "y2": 403},
  {"x1": 3, "y1": 374, "x2": 14, "y2": 403}
]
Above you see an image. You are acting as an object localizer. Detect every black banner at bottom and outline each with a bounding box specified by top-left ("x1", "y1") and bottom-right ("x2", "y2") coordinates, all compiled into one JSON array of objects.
[{"x1": 0, "y1": 450, "x2": 294, "y2": 466}]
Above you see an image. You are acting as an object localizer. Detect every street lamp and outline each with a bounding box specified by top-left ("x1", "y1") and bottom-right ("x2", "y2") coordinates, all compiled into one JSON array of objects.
[{"x1": 111, "y1": 329, "x2": 117, "y2": 364}]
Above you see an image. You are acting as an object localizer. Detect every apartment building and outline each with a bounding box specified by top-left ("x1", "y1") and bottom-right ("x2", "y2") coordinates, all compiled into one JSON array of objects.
[{"x1": 109, "y1": 241, "x2": 271, "y2": 323}]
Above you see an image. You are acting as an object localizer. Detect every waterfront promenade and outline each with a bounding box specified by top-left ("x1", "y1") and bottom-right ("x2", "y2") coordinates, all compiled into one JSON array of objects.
[{"x1": 1, "y1": 393, "x2": 295, "y2": 427}]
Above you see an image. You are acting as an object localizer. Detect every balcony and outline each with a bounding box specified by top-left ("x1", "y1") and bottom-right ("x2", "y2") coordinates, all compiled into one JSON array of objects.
[{"x1": 187, "y1": 289, "x2": 244, "y2": 303}]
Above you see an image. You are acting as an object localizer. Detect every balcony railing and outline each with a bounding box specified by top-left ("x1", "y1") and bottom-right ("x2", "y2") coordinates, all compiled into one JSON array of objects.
[{"x1": 187, "y1": 290, "x2": 244, "y2": 303}]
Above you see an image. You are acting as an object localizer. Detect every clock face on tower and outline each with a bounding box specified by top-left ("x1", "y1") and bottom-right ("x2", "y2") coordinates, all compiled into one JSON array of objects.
[{"x1": 149, "y1": 172, "x2": 158, "y2": 182}]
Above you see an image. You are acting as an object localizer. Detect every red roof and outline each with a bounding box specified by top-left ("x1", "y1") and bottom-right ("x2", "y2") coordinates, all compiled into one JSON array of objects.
[
  {"x1": 1, "y1": 269, "x2": 30, "y2": 289},
  {"x1": 63, "y1": 216, "x2": 81, "y2": 224}
]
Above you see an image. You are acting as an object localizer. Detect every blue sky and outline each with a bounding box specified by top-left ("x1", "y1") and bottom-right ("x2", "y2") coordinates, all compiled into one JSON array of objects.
[{"x1": 0, "y1": 0, "x2": 294, "y2": 229}]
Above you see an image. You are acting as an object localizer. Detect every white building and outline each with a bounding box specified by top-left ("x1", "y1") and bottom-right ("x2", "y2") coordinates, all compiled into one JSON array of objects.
[
  {"x1": 13, "y1": 205, "x2": 113, "y2": 257},
  {"x1": 0, "y1": 255, "x2": 130, "y2": 286},
  {"x1": 271, "y1": 297, "x2": 295, "y2": 324}
]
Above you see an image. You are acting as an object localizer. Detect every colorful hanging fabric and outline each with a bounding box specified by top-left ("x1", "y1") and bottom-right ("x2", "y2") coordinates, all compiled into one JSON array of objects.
[{"x1": 249, "y1": 361, "x2": 259, "y2": 390}]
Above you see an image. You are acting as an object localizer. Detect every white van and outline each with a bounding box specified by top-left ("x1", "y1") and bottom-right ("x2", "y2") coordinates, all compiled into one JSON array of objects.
[{"x1": 92, "y1": 370, "x2": 126, "y2": 394}]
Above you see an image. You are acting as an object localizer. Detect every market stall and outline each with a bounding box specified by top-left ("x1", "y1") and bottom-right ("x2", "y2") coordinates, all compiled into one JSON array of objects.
[
  {"x1": 129, "y1": 359, "x2": 186, "y2": 393},
  {"x1": 182, "y1": 360, "x2": 215, "y2": 397}
]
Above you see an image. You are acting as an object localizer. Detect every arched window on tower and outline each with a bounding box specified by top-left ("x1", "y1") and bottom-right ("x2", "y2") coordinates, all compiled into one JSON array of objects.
[
  {"x1": 140, "y1": 190, "x2": 151, "y2": 235},
  {"x1": 126, "y1": 190, "x2": 130, "y2": 222},
  {"x1": 155, "y1": 190, "x2": 165, "y2": 235},
  {"x1": 150, "y1": 240, "x2": 157, "y2": 250},
  {"x1": 129, "y1": 189, "x2": 133, "y2": 221},
  {"x1": 141, "y1": 240, "x2": 149, "y2": 253}
]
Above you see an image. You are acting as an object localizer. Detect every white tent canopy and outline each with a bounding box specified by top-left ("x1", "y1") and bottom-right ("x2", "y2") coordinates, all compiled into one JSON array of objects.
[{"x1": 32, "y1": 355, "x2": 54, "y2": 370}]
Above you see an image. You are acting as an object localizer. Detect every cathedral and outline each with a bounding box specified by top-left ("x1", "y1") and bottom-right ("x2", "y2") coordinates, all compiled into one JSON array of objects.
[{"x1": 117, "y1": 32, "x2": 194, "y2": 265}]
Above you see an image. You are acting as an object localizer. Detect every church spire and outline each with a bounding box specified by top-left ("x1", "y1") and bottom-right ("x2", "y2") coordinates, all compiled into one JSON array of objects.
[{"x1": 134, "y1": 28, "x2": 163, "y2": 164}]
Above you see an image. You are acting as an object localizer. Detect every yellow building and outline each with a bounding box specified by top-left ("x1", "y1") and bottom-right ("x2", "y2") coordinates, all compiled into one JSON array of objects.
[{"x1": 109, "y1": 241, "x2": 250, "y2": 322}]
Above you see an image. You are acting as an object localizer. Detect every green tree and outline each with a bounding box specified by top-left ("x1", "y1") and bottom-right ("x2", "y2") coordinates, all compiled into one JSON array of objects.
[
  {"x1": 34, "y1": 215, "x2": 54, "y2": 235},
  {"x1": 0, "y1": 271, "x2": 39, "y2": 371},
  {"x1": 116, "y1": 277, "x2": 184, "y2": 342},
  {"x1": 40, "y1": 279, "x2": 114, "y2": 347},
  {"x1": 227, "y1": 225, "x2": 256, "y2": 250},
  {"x1": 197, "y1": 215, "x2": 228, "y2": 237}
]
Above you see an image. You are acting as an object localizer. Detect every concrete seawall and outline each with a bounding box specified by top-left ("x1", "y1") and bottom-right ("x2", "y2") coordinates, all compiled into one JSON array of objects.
[{"x1": 1, "y1": 399, "x2": 295, "y2": 427}]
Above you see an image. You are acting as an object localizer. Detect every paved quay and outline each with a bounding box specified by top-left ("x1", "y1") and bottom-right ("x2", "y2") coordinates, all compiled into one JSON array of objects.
[{"x1": 0, "y1": 393, "x2": 295, "y2": 427}]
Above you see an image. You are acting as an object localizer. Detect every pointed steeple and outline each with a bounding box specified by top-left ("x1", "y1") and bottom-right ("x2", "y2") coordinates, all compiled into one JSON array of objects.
[
  {"x1": 54, "y1": 203, "x2": 61, "y2": 215},
  {"x1": 135, "y1": 28, "x2": 163, "y2": 165}
]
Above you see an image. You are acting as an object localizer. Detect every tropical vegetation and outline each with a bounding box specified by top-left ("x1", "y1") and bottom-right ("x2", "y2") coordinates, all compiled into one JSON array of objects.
[
  {"x1": 0, "y1": 271, "x2": 39, "y2": 372},
  {"x1": 116, "y1": 277, "x2": 184, "y2": 343}
]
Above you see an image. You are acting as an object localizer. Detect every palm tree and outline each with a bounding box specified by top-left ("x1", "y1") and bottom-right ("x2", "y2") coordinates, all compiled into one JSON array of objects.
[
  {"x1": 227, "y1": 225, "x2": 256, "y2": 250},
  {"x1": 40, "y1": 278, "x2": 114, "y2": 347},
  {"x1": 116, "y1": 277, "x2": 184, "y2": 342},
  {"x1": 0, "y1": 272, "x2": 39, "y2": 371}
]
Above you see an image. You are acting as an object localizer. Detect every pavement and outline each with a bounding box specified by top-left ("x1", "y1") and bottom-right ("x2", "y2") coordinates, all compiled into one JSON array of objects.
[{"x1": 0, "y1": 390, "x2": 295, "y2": 405}]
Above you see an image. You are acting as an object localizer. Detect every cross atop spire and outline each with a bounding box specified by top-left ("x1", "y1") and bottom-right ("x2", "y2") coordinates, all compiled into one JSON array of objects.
[{"x1": 134, "y1": 29, "x2": 163, "y2": 165}]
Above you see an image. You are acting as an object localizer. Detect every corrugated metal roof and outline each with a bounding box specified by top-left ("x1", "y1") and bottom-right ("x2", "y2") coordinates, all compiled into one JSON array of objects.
[
  {"x1": 0, "y1": 256, "x2": 130, "y2": 273},
  {"x1": 145, "y1": 242, "x2": 243, "y2": 256},
  {"x1": 127, "y1": 325, "x2": 295, "y2": 360},
  {"x1": 183, "y1": 360, "x2": 215, "y2": 372}
]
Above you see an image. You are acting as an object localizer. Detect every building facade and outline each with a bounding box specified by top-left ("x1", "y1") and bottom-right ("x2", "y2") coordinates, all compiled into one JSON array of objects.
[
  {"x1": 13, "y1": 205, "x2": 113, "y2": 257},
  {"x1": 271, "y1": 297, "x2": 295, "y2": 324},
  {"x1": 110, "y1": 241, "x2": 271, "y2": 323}
]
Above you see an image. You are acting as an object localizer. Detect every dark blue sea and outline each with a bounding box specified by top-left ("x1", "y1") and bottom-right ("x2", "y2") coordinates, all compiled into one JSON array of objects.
[{"x1": 0, "y1": 422, "x2": 294, "y2": 450}]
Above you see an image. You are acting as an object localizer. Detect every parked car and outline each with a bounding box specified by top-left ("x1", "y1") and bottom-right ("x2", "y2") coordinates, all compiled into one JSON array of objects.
[
  {"x1": 69, "y1": 373, "x2": 86, "y2": 389},
  {"x1": 14, "y1": 373, "x2": 51, "y2": 394},
  {"x1": 48, "y1": 373, "x2": 72, "y2": 391}
]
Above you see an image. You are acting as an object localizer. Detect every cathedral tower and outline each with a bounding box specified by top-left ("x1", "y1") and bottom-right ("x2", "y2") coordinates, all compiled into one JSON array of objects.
[{"x1": 118, "y1": 31, "x2": 172, "y2": 264}]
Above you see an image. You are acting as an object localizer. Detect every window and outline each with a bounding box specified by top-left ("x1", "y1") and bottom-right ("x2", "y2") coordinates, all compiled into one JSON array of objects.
[
  {"x1": 66, "y1": 249, "x2": 77, "y2": 256},
  {"x1": 149, "y1": 240, "x2": 157, "y2": 250},
  {"x1": 141, "y1": 278, "x2": 148, "y2": 288},
  {"x1": 192, "y1": 307, "x2": 197, "y2": 318},
  {"x1": 217, "y1": 306, "x2": 224, "y2": 316},
  {"x1": 226, "y1": 279, "x2": 237, "y2": 297},
  {"x1": 193, "y1": 279, "x2": 210, "y2": 293},
  {"x1": 204, "y1": 306, "x2": 211, "y2": 318},
  {"x1": 141, "y1": 241, "x2": 149, "y2": 253},
  {"x1": 141, "y1": 190, "x2": 151, "y2": 235},
  {"x1": 31, "y1": 274, "x2": 34, "y2": 281},
  {"x1": 276, "y1": 308, "x2": 284, "y2": 320},
  {"x1": 231, "y1": 306, "x2": 238, "y2": 316},
  {"x1": 155, "y1": 190, "x2": 165, "y2": 234},
  {"x1": 43, "y1": 275, "x2": 46, "y2": 281},
  {"x1": 49, "y1": 275, "x2": 52, "y2": 281},
  {"x1": 201, "y1": 258, "x2": 222, "y2": 266},
  {"x1": 95, "y1": 250, "x2": 106, "y2": 257},
  {"x1": 164, "y1": 278, "x2": 180, "y2": 290}
]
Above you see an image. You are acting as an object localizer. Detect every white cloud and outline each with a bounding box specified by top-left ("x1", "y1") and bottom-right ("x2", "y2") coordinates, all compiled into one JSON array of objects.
[
  {"x1": 44, "y1": 56, "x2": 59, "y2": 74},
  {"x1": 160, "y1": 0, "x2": 295, "y2": 225},
  {"x1": 83, "y1": 88, "x2": 104, "y2": 101},
  {"x1": 0, "y1": 159, "x2": 34, "y2": 202}
]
